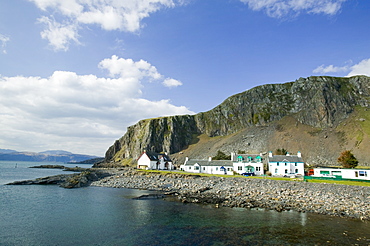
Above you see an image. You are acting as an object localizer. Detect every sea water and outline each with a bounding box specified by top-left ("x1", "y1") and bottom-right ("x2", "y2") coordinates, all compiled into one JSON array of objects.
[{"x1": 1, "y1": 161, "x2": 369, "y2": 246}]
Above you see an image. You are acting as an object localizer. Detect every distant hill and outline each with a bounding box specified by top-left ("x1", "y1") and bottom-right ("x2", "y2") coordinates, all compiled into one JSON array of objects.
[
  {"x1": 39, "y1": 150, "x2": 73, "y2": 155},
  {"x1": 103, "y1": 76, "x2": 370, "y2": 166},
  {"x1": 69, "y1": 157, "x2": 105, "y2": 164},
  {"x1": 0, "y1": 150, "x2": 101, "y2": 163},
  {"x1": 0, "y1": 149, "x2": 17, "y2": 154}
]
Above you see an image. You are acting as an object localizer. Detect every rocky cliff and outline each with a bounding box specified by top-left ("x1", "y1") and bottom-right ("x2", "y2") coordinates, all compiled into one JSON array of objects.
[{"x1": 104, "y1": 76, "x2": 370, "y2": 166}]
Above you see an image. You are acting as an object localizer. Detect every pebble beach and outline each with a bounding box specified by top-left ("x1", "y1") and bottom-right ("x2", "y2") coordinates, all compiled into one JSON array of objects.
[{"x1": 92, "y1": 168, "x2": 370, "y2": 221}]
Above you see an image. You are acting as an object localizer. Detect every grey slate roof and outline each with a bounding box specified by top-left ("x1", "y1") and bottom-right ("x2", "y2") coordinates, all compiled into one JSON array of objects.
[
  {"x1": 144, "y1": 152, "x2": 172, "y2": 162},
  {"x1": 184, "y1": 159, "x2": 233, "y2": 167},
  {"x1": 268, "y1": 155, "x2": 303, "y2": 163}
]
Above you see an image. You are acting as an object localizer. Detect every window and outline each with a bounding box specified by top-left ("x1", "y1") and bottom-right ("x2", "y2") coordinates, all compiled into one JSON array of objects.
[
  {"x1": 189, "y1": 167, "x2": 191, "y2": 170},
  {"x1": 275, "y1": 168, "x2": 278, "y2": 174},
  {"x1": 195, "y1": 166, "x2": 199, "y2": 170},
  {"x1": 256, "y1": 167, "x2": 260, "y2": 171},
  {"x1": 359, "y1": 171, "x2": 367, "y2": 177},
  {"x1": 295, "y1": 169, "x2": 298, "y2": 173},
  {"x1": 216, "y1": 167, "x2": 218, "y2": 171},
  {"x1": 247, "y1": 156, "x2": 252, "y2": 162},
  {"x1": 285, "y1": 169, "x2": 288, "y2": 174},
  {"x1": 238, "y1": 166, "x2": 242, "y2": 171},
  {"x1": 285, "y1": 163, "x2": 287, "y2": 166},
  {"x1": 295, "y1": 163, "x2": 297, "y2": 166},
  {"x1": 238, "y1": 156, "x2": 243, "y2": 162},
  {"x1": 227, "y1": 168, "x2": 232, "y2": 171},
  {"x1": 277, "y1": 162, "x2": 279, "y2": 166},
  {"x1": 203, "y1": 167, "x2": 205, "y2": 171}
]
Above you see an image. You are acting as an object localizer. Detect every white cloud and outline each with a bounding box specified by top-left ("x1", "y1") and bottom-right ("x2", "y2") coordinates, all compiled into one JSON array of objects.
[
  {"x1": 347, "y1": 59, "x2": 370, "y2": 77},
  {"x1": 0, "y1": 34, "x2": 10, "y2": 54},
  {"x1": 240, "y1": 0, "x2": 347, "y2": 18},
  {"x1": 29, "y1": 0, "x2": 182, "y2": 51},
  {"x1": 38, "y1": 16, "x2": 80, "y2": 51},
  {"x1": 313, "y1": 64, "x2": 349, "y2": 74},
  {"x1": 313, "y1": 59, "x2": 370, "y2": 77},
  {"x1": 163, "y1": 78, "x2": 183, "y2": 88},
  {"x1": 98, "y1": 55, "x2": 162, "y2": 81},
  {"x1": 0, "y1": 56, "x2": 192, "y2": 155}
]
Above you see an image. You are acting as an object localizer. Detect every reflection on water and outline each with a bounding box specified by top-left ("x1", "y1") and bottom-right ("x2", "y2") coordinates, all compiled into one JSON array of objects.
[{"x1": 0, "y1": 161, "x2": 369, "y2": 245}]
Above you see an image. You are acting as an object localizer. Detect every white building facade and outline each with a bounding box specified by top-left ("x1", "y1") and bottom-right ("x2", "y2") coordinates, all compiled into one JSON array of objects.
[
  {"x1": 181, "y1": 153, "x2": 266, "y2": 176},
  {"x1": 137, "y1": 151, "x2": 174, "y2": 170},
  {"x1": 268, "y1": 151, "x2": 304, "y2": 176},
  {"x1": 312, "y1": 167, "x2": 370, "y2": 181},
  {"x1": 180, "y1": 157, "x2": 234, "y2": 175},
  {"x1": 231, "y1": 153, "x2": 264, "y2": 175}
]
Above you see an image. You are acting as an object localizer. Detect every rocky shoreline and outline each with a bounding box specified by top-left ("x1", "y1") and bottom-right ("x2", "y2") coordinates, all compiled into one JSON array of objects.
[
  {"x1": 91, "y1": 168, "x2": 370, "y2": 221},
  {"x1": 29, "y1": 165, "x2": 89, "y2": 172},
  {"x1": 7, "y1": 169, "x2": 113, "y2": 188}
]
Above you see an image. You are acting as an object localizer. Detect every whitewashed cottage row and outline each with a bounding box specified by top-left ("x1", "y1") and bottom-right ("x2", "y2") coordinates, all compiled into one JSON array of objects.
[{"x1": 137, "y1": 150, "x2": 305, "y2": 176}]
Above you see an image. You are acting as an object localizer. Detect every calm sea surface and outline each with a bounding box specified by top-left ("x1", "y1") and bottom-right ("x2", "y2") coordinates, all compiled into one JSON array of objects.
[{"x1": 0, "y1": 161, "x2": 369, "y2": 246}]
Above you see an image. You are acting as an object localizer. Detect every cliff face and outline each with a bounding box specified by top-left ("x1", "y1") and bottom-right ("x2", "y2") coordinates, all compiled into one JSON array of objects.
[
  {"x1": 105, "y1": 76, "x2": 370, "y2": 165},
  {"x1": 195, "y1": 76, "x2": 370, "y2": 135},
  {"x1": 105, "y1": 115, "x2": 199, "y2": 162}
]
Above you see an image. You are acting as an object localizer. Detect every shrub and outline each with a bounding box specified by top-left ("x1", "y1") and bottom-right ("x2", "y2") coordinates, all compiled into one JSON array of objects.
[{"x1": 338, "y1": 150, "x2": 358, "y2": 168}]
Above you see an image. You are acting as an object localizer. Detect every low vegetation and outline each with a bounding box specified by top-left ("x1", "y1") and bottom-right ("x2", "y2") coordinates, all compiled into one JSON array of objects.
[
  {"x1": 274, "y1": 148, "x2": 288, "y2": 155},
  {"x1": 338, "y1": 150, "x2": 359, "y2": 168},
  {"x1": 212, "y1": 150, "x2": 231, "y2": 160},
  {"x1": 305, "y1": 178, "x2": 370, "y2": 187}
]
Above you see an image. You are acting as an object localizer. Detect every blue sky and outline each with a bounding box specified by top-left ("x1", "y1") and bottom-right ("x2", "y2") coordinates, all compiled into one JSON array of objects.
[{"x1": 0, "y1": 0, "x2": 369, "y2": 156}]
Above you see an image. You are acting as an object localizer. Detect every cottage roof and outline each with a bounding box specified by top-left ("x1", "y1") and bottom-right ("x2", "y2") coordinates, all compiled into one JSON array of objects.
[
  {"x1": 268, "y1": 155, "x2": 303, "y2": 163},
  {"x1": 142, "y1": 152, "x2": 172, "y2": 162},
  {"x1": 232, "y1": 154, "x2": 263, "y2": 162},
  {"x1": 184, "y1": 159, "x2": 233, "y2": 167}
]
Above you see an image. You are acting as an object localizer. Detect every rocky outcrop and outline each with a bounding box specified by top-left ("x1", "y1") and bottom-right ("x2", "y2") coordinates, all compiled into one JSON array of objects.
[
  {"x1": 195, "y1": 76, "x2": 370, "y2": 134},
  {"x1": 105, "y1": 76, "x2": 370, "y2": 164},
  {"x1": 105, "y1": 115, "x2": 199, "y2": 162},
  {"x1": 7, "y1": 169, "x2": 113, "y2": 188}
]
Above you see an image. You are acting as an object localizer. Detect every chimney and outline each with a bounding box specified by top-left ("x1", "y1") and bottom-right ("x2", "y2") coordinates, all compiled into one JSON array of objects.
[
  {"x1": 286, "y1": 152, "x2": 290, "y2": 156},
  {"x1": 268, "y1": 151, "x2": 273, "y2": 157},
  {"x1": 231, "y1": 152, "x2": 235, "y2": 161},
  {"x1": 185, "y1": 157, "x2": 189, "y2": 163},
  {"x1": 208, "y1": 156, "x2": 212, "y2": 162},
  {"x1": 297, "y1": 151, "x2": 301, "y2": 158}
]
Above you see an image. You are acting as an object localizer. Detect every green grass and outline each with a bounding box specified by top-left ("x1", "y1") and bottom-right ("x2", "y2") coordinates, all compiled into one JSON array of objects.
[
  {"x1": 138, "y1": 169, "x2": 294, "y2": 181},
  {"x1": 305, "y1": 179, "x2": 370, "y2": 187},
  {"x1": 356, "y1": 106, "x2": 370, "y2": 136},
  {"x1": 139, "y1": 169, "x2": 370, "y2": 186},
  {"x1": 138, "y1": 169, "x2": 233, "y2": 178}
]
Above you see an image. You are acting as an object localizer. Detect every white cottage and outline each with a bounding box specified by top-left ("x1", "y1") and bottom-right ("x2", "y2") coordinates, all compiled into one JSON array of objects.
[
  {"x1": 180, "y1": 157, "x2": 234, "y2": 175},
  {"x1": 312, "y1": 167, "x2": 370, "y2": 181},
  {"x1": 137, "y1": 151, "x2": 174, "y2": 170},
  {"x1": 268, "y1": 151, "x2": 304, "y2": 176},
  {"x1": 231, "y1": 153, "x2": 264, "y2": 175}
]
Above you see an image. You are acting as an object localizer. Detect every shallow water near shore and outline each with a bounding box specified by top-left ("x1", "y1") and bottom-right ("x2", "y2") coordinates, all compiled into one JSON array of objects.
[{"x1": 1, "y1": 162, "x2": 370, "y2": 245}]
